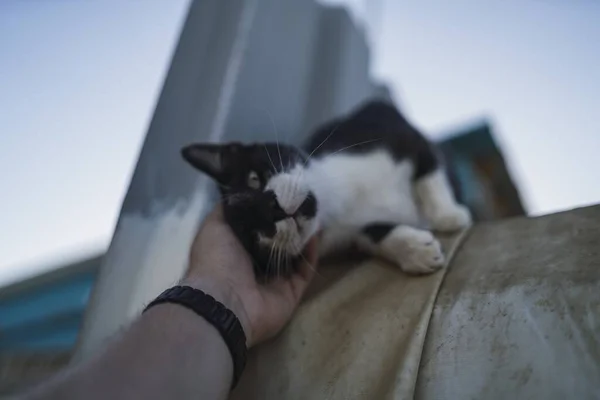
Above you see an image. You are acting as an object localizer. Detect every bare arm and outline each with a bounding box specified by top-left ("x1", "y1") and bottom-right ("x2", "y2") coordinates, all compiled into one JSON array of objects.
[
  {"x1": 26, "y1": 302, "x2": 234, "y2": 400},
  {"x1": 21, "y1": 206, "x2": 318, "y2": 400}
]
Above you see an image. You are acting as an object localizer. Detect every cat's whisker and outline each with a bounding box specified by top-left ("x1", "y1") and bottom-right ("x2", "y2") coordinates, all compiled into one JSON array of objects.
[
  {"x1": 299, "y1": 251, "x2": 322, "y2": 278},
  {"x1": 262, "y1": 107, "x2": 284, "y2": 173},
  {"x1": 266, "y1": 240, "x2": 274, "y2": 264},
  {"x1": 326, "y1": 138, "x2": 382, "y2": 157},
  {"x1": 215, "y1": 197, "x2": 235, "y2": 206},
  {"x1": 265, "y1": 107, "x2": 277, "y2": 138},
  {"x1": 267, "y1": 241, "x2": 277, "y2": 277},
  {"x1": 303, "y1": 123, "x2": 341, "y2": 167},
  {"x1": 277, "y1": 141, "x2": 284, "y2": 173},
  {"x1": 281, "y1": 243, "x2": 287, "y2": 277},
  {"x1": 285, "y1": 253, "x2": 291, "y2": 277},
  {"x1": 273, "y1": 116, "x2": 285, "y2": 173},
  {"x1": 264, "y1": 145, "x2": 278, "y2": 174},
  {"x1": 217, "y1": 192, "x2": 251, "y2": 206},
  {"x1": 219, "y1": 192, "x2": 239, "y2": 201},
  {"x1": 283, "y1": 242, "x2": 289, "y2": 276},
  {"x1": 270, "y1": 241, "x2": 278, "y2": 279},
  {"x1": 276, "y1": 246, "x2": 283, "y2": 280},
  {"x1": 290, "y1": 161, "x2": 305, "y2": 192}
]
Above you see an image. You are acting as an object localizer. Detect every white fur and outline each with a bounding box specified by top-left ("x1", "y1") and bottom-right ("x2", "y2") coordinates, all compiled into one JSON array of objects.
[
  {"x1": 415, "y1": 169, "x2": 472, "y2": 232},
  {"x1": 305, "y1": 150, "x2": 424, "y2": 255},
  {"x1": 357, "y1": 225, "x2": 445, "y2": 274}
]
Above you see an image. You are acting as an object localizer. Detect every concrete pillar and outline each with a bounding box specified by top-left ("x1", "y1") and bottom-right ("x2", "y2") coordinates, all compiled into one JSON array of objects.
[{"x1": 75, "y1": 0, "x2": 258, "y2": 360}]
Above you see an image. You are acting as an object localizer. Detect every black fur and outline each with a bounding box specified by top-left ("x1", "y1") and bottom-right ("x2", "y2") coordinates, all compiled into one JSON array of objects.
[
  {"x1": 362, "y1": 223, "x2": 395, "y2": 243},
  {"x1": 303, "y1": 100, "x2": 439, "y2": 180}
]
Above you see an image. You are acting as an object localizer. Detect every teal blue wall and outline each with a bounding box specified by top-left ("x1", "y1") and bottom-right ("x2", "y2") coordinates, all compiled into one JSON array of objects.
[{"x1": 0, "y1": 258, "x2": 100, "y2": 352}]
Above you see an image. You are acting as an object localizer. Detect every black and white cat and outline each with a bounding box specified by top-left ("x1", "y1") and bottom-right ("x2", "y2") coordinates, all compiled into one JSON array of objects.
[{"x1": 182, "y1": 100, "x2": 471, "y2": 280}]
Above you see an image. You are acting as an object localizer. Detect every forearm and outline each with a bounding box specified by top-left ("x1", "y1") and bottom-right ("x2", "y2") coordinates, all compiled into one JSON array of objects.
[{"x1": 25, "y1": 304, "x2": 233, "y2": 400}]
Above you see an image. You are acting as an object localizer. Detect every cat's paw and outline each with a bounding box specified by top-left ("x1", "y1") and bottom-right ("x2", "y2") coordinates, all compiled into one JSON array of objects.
[
  {"x1": 381, "y1": 227, "x2": 445, "y2": 275},
  {"x1": 429, "y1": 204, "x2": 472, "y2": 233}
]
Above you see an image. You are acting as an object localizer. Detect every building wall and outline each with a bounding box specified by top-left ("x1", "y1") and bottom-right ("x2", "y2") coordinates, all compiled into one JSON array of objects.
[
  {"x1": 0, "y1": 255, "x2": 101, "y2": 393},
  {"x1": 438, "y1": 122, "x2": 526, "y2": 221}
]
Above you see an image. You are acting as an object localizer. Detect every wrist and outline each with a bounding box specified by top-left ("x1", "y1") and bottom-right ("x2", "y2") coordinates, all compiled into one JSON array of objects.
[
  {"x1": 139, "y1": 303, "x2": 236, "y2": 394},
  {"x1": 179, "y1": 277, "x2": 253, "y2": 346}
]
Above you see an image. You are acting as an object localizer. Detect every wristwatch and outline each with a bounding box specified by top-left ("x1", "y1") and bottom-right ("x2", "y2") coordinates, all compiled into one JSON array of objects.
[{"x1": 143, "y1": 285, "x2": 247, "y2": 388}]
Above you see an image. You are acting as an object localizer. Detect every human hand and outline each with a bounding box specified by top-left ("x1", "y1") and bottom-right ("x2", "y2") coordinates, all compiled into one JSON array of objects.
[{"x1": 181, "y1": 204, "x2": 319, "y2": 347}]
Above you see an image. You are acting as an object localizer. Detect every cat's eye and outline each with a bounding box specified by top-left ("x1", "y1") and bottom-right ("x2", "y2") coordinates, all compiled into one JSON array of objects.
[{"x1": 247, "y1": 171, "x2": 261, "y2": 189}]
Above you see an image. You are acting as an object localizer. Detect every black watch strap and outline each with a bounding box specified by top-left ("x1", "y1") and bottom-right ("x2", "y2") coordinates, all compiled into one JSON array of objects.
[{"x1": 143, "y1": 285, "x2": 247, "y2": 388}]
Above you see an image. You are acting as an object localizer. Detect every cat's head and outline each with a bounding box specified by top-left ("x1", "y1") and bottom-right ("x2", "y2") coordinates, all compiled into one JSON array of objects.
[{"x1": 181, "y1": 142, "x2": 319, "y2": 279}]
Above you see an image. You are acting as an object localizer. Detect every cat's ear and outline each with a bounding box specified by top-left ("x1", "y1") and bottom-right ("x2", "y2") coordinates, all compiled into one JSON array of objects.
[{"x1": 181, "y1": 144, "x2": 225, "y2": 183}]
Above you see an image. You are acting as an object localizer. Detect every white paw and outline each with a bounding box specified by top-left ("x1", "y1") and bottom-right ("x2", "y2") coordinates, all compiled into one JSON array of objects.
[
  {"x1": 429, "y1": 204, "x2": 472, "y2": 233},
  {"x1": 381, "y1": 227, "x2": 445, "y2": 275}
]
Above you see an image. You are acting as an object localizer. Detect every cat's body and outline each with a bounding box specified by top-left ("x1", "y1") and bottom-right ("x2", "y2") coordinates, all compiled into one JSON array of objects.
[{"x1": 182, "y1": 100, "x2": 471, "y2": 280}]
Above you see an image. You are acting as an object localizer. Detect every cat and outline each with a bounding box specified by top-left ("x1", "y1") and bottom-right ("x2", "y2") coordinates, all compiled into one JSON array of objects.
[{"x1": 181, "y1": 99, "x2": 471, "y2": 280}]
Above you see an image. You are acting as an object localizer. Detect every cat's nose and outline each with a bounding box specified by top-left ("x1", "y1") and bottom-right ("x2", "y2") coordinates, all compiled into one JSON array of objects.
[
  {"x1": 264, "y1": 190, "x2": 288, "y2": 222},
  {"x1": 296, "y1": 192, "x2": 317, "y2": 218}
]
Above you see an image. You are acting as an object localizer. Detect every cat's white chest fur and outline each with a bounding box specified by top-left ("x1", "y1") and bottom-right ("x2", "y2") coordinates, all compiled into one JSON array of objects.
[{"x1": 305, "y1": 150, "x2": 423, "y2": 254}]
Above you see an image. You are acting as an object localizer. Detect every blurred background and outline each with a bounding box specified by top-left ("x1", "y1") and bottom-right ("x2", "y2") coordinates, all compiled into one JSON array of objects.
[{"x1": 1, "y1": 0, "x2": 599, "y2": 392}]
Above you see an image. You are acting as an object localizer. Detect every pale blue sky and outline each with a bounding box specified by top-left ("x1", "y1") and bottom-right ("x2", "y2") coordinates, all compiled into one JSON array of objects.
[{"x1": 1, "y1": 0, "x2": 599, "y2": 286}]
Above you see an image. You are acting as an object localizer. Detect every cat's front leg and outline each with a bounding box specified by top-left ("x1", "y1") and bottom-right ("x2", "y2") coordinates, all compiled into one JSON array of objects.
[
  {"x1": 358, "y1": 224, "x2": 445, "y2": 275},
  {"x1": 415, "y1": 169, "x2": 472, "y2": 232}
]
